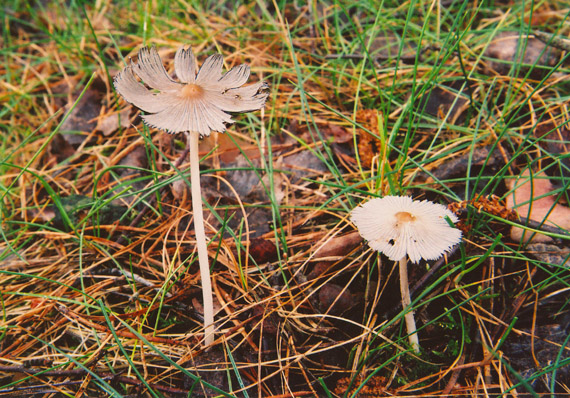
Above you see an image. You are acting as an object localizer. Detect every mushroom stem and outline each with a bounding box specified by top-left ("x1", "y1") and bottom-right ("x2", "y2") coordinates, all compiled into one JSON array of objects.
[
  {"x1": 398, "y1": 256, "x2": 419, "y2": 353},
  {"x1": 188, "y1": 131, "x2": 214, "y2": 346}
]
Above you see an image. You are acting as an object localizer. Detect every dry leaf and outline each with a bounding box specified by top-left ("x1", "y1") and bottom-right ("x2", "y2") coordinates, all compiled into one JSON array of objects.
[
  {"x1": 201, "y1": 133, "x2": 258, "y2": 163},
  {"x1": 49, "y1": 133, "x2": 76, "y2": 162},
  {"x1": 317, "y1": 283, "x2": 357, "y2": 315},
  {"x1": 171, "y1": 179, "x2": 189, "y2": 202},
  {"x1": 421, "y1": 146, "x2": 507, "y2": 185},
  {"x1": 506, "y1": 170, "x2": 570, "y2": 242},
  {"x1": 366, "y1": 32, "x2": 418, "y2": 61},
  {"x1": 96, "y1": 107, "x2": 131, "y2": 136},
  {"x1": 322, "y1": 123, "x2": 352, "y2": 144},
  {"x1": 484, "y1": 32, "x2": 560, "y2": 77},
  {"x1": 307, "y1": 232, "x2": 362, "y2": 280},
  {"x1": 327, "y1": 31, "x2": 419, "y2": 64},
  {"x1": 527, "y1": 243, "x2": 570, "y2": 267},
  {"x1": 310, "y1": 231, "x2": 361, "y2": 261},
  {"x1": 118, "y1": 145, "x2": 148, "y2": 170},
  {"x1": 416, "y1": 85, "x2": 470, "y2": 124},
  {"x1": 59, "y1": 79, "x2": 107, "y2": 145},
  {"x1": 246, "y1": 238, "x2": 278, "y2": 264}
]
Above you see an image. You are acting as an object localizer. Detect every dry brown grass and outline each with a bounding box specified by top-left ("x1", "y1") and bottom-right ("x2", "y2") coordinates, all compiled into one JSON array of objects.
[{"x1": 2, "y1": 1, "x2": 570, "y2": 397}]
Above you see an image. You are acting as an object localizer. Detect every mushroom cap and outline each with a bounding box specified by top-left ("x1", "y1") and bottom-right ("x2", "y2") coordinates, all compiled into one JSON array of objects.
[
  {"x1": 113, "y1": 45, "x2": 269, "y2": 136},
  {"x1": 351, "y1": 195, "x2": 462, "y2": 263}
]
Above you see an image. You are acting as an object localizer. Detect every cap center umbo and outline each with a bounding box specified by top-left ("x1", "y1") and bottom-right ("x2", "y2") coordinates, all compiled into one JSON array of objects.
[
  {"x1": 180, "y1": 83, "x2": 205, "y2": 100},
  {"x1": 395, "y1": 211, "x2": 416, "y2": 223}
]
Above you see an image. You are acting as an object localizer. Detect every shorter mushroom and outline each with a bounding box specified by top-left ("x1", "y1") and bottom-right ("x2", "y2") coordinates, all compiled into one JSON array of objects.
[{"x1": 351, "y1": 195, "x2": 462, "y2": 352}]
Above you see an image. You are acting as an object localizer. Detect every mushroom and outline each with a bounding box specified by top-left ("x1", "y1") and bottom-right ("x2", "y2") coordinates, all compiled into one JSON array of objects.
[
  {"x1": 114, "y1": 45, "x2": 268, "y2": 346},
  {"x1": 351, "y1": 195, "x2": 462, "y2": 352}
]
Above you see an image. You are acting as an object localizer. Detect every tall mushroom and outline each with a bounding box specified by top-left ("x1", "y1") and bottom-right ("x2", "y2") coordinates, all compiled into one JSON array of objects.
[
  {"x1": 114, "y1": 45, "x2": 268, "y2": 346},
  {"x1": 351, "y1": 195, "x2": 462, "y2": 352}
]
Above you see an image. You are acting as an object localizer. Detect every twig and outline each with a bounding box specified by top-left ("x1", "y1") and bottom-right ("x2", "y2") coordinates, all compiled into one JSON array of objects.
[
  {"x1": 442, "y1": 354, "x2": 465, "y2": 396},
  {"x1": 534, "y1": 30, "x2": 570, "y2": 52},
  {"x1": 517, "y1": 216, "x2": 570, "y2": 245}
]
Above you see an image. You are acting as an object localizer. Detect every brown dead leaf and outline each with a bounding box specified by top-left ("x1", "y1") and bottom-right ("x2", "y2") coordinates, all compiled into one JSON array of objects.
[
  {"x1": 59, "y1": 80, "x2": 106, "y2": 145},
  {"x1": 322, "y1": 123, "x2": 352, "y2": 144},
  {"x1": 416, "y1": 85, "x2": 470, "y2": 124},
  {"x1": 366, "y1": 32, "x2": 417, "y2": 61},
  {"x1": 506, "y1": 169, "x2": 570, "y2": 242},
  {"x1": 106, "y1": 146, "x2": 150, "y2": 208},
  {"x1": 280, "y1": 150, "x2": 328, "y2": 181},
  {"x1": 27, "y1": 206, "x2": 56, "y2": 224},
  {"x1": 201, "y1": 133, "x2": 259, "y2": 163},
  {"x1": 326, "y1": 30, "x2": 419, "y2": 64},
  {"x1": 171, "y1": 179, "x2": 189, "y2": 202},
  {"x1": 484, "y1": 32, "x2": 560, "y2": 77},
  {"x1": 251, "y1": 304, "x2": 278, "y2": 335},
  {"x1": 49, "y1": 133, "x2": 76, "y2": 163},
  {"x1": 317, "y1": 283, "x2": 358, "y2": 315},
  {"x1": 96, "y1": 107, "x2": 132, "y2": 136},
  {"x1": 117, "y1": 145, "x2": 148, "y2": 170},
  {"x1": 246, "y1": 238, "x2": 278, "y2": 264},
  {"x1": 422, "y1": 146, "x2": 507, "y2": 184},
  {"x1": 527, "y1": 243, "x2": 570, "y2": 267},
  {"x1": 307, "y1": 232, "x2": 361, "y2": 280},
  {"x1": 310, "y1": 231, "x2": 361, "y2": 261}
]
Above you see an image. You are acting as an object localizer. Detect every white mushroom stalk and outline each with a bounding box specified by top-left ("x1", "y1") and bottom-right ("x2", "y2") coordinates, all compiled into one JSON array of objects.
[
  {"x1": 398, "y1": 255, "x2": 419, "y2": 352},
  {"x1": 351, "y1": 195, "x2": 462, "y2": 353},
  {"x1": 114, "y1": 45, "x2": 268, "y2": 346}
]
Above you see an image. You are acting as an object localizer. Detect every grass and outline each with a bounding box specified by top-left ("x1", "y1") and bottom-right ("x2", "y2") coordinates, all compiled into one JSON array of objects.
[{"x1": 1, "y1": 0, "x2": 570, "y2": 396}]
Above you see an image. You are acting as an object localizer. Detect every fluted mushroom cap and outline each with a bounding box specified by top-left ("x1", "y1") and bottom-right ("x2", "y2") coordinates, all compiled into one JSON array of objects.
[
  {"x1": 351, "y1": 196, "x2": 462, "y2": 263},
  {"x1": 114, "y1": 45, "x2": 268, "y2": 136}
]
